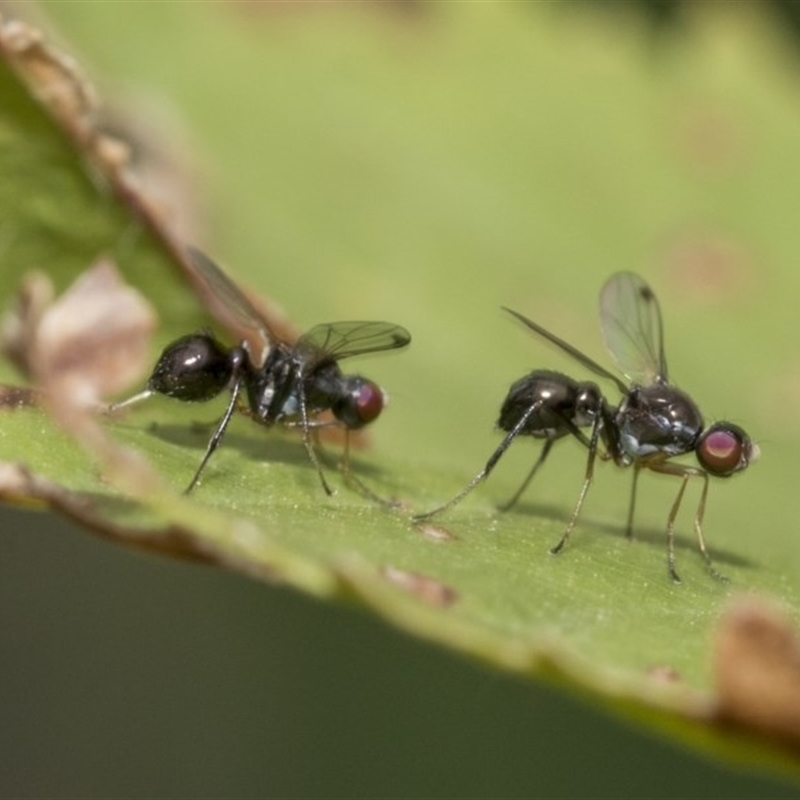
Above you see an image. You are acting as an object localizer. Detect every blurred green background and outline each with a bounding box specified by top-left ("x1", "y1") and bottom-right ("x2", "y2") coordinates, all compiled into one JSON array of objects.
[{"x1": 3, "y1": 1, "x2": 800, "y2": 796}]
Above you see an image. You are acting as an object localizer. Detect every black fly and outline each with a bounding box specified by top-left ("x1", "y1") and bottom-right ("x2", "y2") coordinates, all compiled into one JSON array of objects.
[
  {"x1": 110, "y1": 248, "x2": 411, "y2": 497},
  {"x1": 416, "y1": 272, "x2": 755, "y2": 582}
]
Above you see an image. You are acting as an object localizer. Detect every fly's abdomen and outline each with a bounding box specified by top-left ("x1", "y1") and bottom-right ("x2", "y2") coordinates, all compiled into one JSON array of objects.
[
  {"x1": 147, "y1": 334, "x2": 233, "y2": 402},
  {"x1": 498, "y1": 370, "x2": 582, "y2": 438}
]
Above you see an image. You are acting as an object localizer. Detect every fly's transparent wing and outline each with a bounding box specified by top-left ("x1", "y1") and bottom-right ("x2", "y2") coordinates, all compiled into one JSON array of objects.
[
  {"x1": 185, "y1": 247, "x2": 274, "y2": 364},
  {"x1": 599, "y1": 271, "x2": 667, "y2": 385},
  {"x1": 295, "y1": 321, "x2": 411, "y2": 369}
]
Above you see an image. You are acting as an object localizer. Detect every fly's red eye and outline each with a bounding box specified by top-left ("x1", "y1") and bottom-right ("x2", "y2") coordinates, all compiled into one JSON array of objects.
[
  {"x1": 697, "y1": 423, "x2": 752, "y2": 477},
  {"x1": 352, "y1": 380, "x2": 384, "y2": 426},
  {"x1": 333, "y1": 378, "x2": 385, "y2": 429}
]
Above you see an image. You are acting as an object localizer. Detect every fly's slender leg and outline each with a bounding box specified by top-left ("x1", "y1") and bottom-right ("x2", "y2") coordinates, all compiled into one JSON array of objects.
[
  {"x1": 186, "y1": 376, "x2": 244, "y2": 494},
  {"x1": 550, "y1": 415, "x2": 601, "y2": 555},
  {"x1": 666, "y1": 465, "x2": 725, "y2": 581},
  {"x1": 288, "y1": 418, "x2": 398, "y2": 507},
  {"x1": 665, "y1": 473, "x2": 689, "y2": 583},
  {"x1": 285, "y1": 417, "x2": 387, "y2": 502},
  {"x1": 646, "y1": 461, "x2": 726, "y2": 583},
  {"x1": 414, "y1": 400, "x2": 543, "y2": 521},
  {"x1": 498, "y1": 420, "x2": 593, "y2": 513},
  {"x1": 337, "y1": 431, "x2": 399, "y2": 508},
  {"x1": 296, "y1": 383, "x2": 335, "y2": 496},
  {"x1": 625, "y1": 465, "x2": 641, "y2": 540},
  {"x1": 497, "y1": 438, "x2": 554, "y2": 513},
  {"x1": 691, "y1": 470, "x2": 726, "y2": 580}
]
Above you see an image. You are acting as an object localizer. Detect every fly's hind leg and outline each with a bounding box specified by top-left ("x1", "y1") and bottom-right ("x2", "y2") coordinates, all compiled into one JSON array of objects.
[
  {"x1": 414, "y1": 400, "x2": 543, "y2": 521},
  {"x1": 497, "y1": 437, "x2": 555, "y2": 513},
  {"x1": 337, "y1": 430, "x2": 401, "y2": 508}
]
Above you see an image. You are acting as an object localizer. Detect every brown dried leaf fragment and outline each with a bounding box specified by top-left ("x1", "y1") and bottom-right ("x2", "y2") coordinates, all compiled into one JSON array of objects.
[
  {"x1": 0, "y1": 15, "x2": 95, "y2": 134},
  {"x1": 0, "y1": 269, "x2": 53, "y2": 379},
  {"x1": 0, "y1": 259, "x2": 162, "y2": 496},
  {"x1": 713, "y1": 595, "x2": 800, "y2": 749},
  {"x1": 1, "y1": 259, "x2": 156, "y2": 409}
]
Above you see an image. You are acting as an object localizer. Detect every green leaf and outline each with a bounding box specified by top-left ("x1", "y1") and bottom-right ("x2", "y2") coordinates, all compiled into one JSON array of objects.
[{"x1": 2, "y1": 3, "x2": 800, "y2": 780}]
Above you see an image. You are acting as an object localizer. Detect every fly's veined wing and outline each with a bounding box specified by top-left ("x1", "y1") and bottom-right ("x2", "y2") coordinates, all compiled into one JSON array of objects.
[
  {"x1": 185, "y1": 247, "x2": 274, "y2": 365},
  {"x1": 295, "y1": 321, "x2": 411, "y2": 369},
  {"x1": 599, "y1": 271, "x2": 668, "y2": 385}
]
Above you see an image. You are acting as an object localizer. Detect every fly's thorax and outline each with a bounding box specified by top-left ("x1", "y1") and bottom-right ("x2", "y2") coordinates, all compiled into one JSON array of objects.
[
  {"x1": 614, "y1": 383, "x2": 704, "y2": 460},
  {"x1": 246, "y1": 342, "x2": 302, "y2": 423}
]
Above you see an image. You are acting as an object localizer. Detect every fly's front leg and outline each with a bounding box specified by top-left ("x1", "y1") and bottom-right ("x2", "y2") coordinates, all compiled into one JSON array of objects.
[
  {"x1": 625, "y1": 465, "x2": 641, "y2": 541},
  {"x1": 666, "y1": 474, "x2": 689, "y2": 583},
  {"x1": 285, "y1": 417, "x2": 398, "y2": 506},
  {"x1": 497, "y1": 438, "x2": 554, "y2": 513},
  {"x1": 646, "y1": 461, "x2": 726, "y2": 583},
  {"x1": 296, "y1": 385, "x2": 335, "y2": 496},
  {"x1": 690, "y1": 469, "x2": 726, "y2": 581}
]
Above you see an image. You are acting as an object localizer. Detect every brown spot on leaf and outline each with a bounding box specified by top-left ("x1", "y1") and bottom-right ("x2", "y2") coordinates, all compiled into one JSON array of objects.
[
  {"x1": 712, "y1": 596, "x2": 800, "y2": 749},
  {"x1": 415, "y1": 521, "x2": 457, "y2": 542},
  {"x1": 380, "y1": 565, "x2": 458, "y2": 607},
  {"x1": 647, "y1": 664, "x2": 682, "y2": 684}
]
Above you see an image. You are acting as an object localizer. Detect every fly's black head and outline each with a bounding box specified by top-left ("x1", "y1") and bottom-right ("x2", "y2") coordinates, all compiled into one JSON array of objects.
[
  {"x1": 696, "y1": 421, "x2": 755, "y2": 477},
  {"x1": 147, "y1": 333, "x2": 234, "y2": 402},
  {"x1": 331, "y1": 376, "x2": 385, "y2": 430}
]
